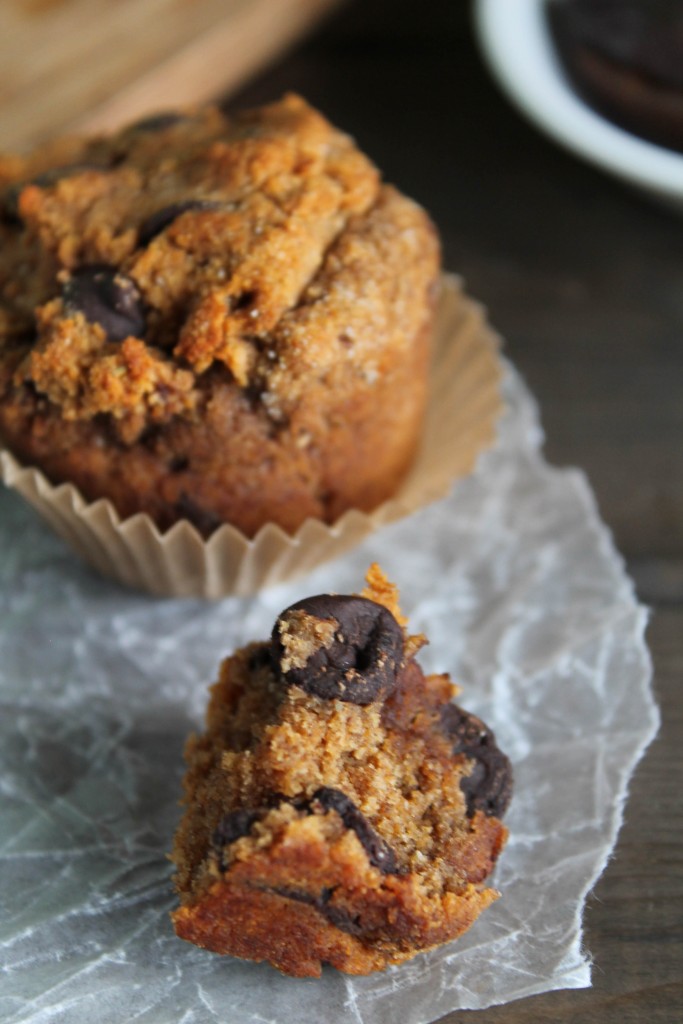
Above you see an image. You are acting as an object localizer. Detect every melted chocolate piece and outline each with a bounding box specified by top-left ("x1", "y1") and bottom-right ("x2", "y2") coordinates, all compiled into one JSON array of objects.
[
  {"x1": 440, "y1": 703, "x2": 512, "y2": 819},
  {"x1": 322, "y1": 903, "x2": 364, "y2": 936},
  {"x1": 137, "y1": 200, "x2": 220, "y2": 247},
  {"x1": 212, "y1": 808, "x2": 261, "y2": 848},
  {"x1": 212, "y1": 788, "x2": 398, "y2": 875},
  {"x1": 267, "y1": 886, "x2": 364, "y2": 936},
  {"x1": 272, "y1": 595, "x2": 404, "y2": 705},
  {"x1": 62, "y1": 264, "x2": 145, "y2": 342},
  {"x1": 211, "y1": 808, "x2": 262, "y2": 872},
  {"x1": 311, "y1": 787, "x2": 398, "y2": 873}
]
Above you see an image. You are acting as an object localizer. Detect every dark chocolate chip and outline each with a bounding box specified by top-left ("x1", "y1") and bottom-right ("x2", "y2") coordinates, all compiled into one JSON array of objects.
[
  {"x1": 440, "y1": 703, "x2": 512, "y2": 819},
  {"x1": 272, "y1": 595, "x2": 404, "y2": 705},
  {"x1": 128, "y1": 112, "x2": 189, "y2": 133},
  {"x1": 212, "y1": 789, "x2": 398, "y2": 875},
  {"x1": 137, "y1": 200, "x2": 220, "y2": 247},
  {"x1": 268, "y1": 886, "x2": 365, "y2": 936},
  {"x1": 322, "y1": 903, "x2": 365, "y2": 936},
  {"x1": 212, "y1": 808, "x2": 261, "y2": 849},
  {"x1": 268, "y1": 885, "x2": 319, "y2": 907},
  {"x1": 312, "y1": 786, "x2": 398, "y2": 874},
  {"x1": 62, "y1": 264, "x2": 145, "y2": 342}
]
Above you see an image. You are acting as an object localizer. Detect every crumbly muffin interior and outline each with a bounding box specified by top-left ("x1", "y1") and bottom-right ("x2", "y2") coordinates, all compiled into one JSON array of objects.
[
  {"x1": 172, "y1": 567, "x2": 511, "y2": 970},
  {"x1": 174, "y1": 650, "x2": 495, "y2": 899}
]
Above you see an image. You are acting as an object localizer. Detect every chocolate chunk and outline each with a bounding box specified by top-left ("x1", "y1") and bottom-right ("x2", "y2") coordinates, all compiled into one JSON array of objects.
[
  {"x1": 272, "y1": 595, "x2": 404, "y2": 705},
  {"x1": 212, "y1": 789, "x2": 398, "y2": 875},
  {"x1": 212, "y1": 808, "x2": 261, "y2": 849},
  {"x1": 137, "y1": 200, "x2": 220, "y2": 247},
  {"x1": 62, "y1": 264, "x2": 146, "y2": 342},
  {"x1": 268, "y1": 885, "x2": 320, "y2": 907},
  {"x1": 321, "y1": 903, "x2": 364, "y2": 936},
  {"x1": 312, "y1": 787, "x2": 398, "y2": 874},
  {"x1": 440, "y1": 704, "x2": 512, "y2": 819},
  {"x1": 268, "y1": 886, "x2": 365, "y2": 936}
]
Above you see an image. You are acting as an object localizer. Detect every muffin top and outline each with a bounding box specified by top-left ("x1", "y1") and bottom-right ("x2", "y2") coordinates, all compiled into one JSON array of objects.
[{"x1": 0, "y1": 95, "x2": 438, "y2": 444}]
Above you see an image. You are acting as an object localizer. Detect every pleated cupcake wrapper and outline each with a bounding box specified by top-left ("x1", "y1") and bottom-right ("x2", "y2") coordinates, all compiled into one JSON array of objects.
[{"x1": 0, "y1": 275, "x2": 503, "y2": 598}]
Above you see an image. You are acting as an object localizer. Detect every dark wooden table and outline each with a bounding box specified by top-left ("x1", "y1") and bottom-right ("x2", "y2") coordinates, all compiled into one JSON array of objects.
[{"x1": 230, "y1": 1, "x2": 682, "y2": 1020}]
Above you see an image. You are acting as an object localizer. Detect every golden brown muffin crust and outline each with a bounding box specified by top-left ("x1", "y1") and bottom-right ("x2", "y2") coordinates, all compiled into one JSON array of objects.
[{"x1": 0, "y1": 96, "x2": 440, "y2": 536}]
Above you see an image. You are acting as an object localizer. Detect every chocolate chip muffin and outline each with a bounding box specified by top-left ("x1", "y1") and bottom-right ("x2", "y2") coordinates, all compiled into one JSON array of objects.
[
  {"x1": 0, "y1": 95, "x2": 439, "y2": 538},
  {"x1": 171, "y1": 565, "x2": 512, "y2": 976},
  {"x1": 549, "y1": 0, "x2": 683, "y2": 152}
]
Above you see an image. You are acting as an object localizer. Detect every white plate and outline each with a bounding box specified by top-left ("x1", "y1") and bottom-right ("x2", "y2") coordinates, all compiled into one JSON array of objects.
[{"x1": 474, "y1": 0, "x2": 683, "y2": 209}]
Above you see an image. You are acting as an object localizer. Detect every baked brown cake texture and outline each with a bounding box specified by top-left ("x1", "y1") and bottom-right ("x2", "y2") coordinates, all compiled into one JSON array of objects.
[
  {"x1": 171, "y1": 565, "x2": 512, "y2": 976},
  {"x1": 0, "y1": 95, "x2": 440, "y2": 538}
]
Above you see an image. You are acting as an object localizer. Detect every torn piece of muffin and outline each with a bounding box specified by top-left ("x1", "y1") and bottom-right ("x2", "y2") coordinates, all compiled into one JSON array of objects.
[
  {"x1": 171, "y1": 565, "x2": 512, "y2": 976},
  {"x1": 0, "y1": 94, "x2": 440, "y2": 538}
]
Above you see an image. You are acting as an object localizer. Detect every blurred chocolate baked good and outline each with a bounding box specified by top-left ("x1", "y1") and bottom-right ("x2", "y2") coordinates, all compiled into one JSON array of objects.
[
  {"x1": 0, "y1": 96, "x2": 439, "y2": 537},
  {"x1": 549, "y1": 0, "x2": 683, "y2": 152}
]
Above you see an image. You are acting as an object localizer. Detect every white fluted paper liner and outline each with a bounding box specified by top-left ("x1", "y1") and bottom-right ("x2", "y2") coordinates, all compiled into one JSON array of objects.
[
  {"x1": 0, "y1": 354, "x2": 658, "y2": 1024},
  {"x1": 0, "y1": 274, "x2": 502, "y2": 598}
]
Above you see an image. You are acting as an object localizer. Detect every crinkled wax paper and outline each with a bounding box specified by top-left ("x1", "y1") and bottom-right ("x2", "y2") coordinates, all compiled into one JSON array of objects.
[{"x1": 0, "y1": 366, "x2": 658, "y2": 1024}]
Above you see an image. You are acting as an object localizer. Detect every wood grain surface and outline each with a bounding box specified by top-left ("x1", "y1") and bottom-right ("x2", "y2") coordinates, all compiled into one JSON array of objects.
[
  {"x1": 0, "y1": 0, "x2": 341, "y2": 150},
  {"x1": 226, "y1": 1, "x2": 682, "y2": 1020}
]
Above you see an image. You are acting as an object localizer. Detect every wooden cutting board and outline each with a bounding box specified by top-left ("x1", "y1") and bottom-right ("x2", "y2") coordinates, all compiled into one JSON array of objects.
[{"x1": 0, "y1": 0, "x2": 342, "y2": 152}]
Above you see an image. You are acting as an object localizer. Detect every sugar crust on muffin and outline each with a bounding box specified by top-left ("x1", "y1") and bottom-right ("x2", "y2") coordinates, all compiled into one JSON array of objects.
[{"x1": 0, "y1": 96, "x2": 440, "y2": 537}]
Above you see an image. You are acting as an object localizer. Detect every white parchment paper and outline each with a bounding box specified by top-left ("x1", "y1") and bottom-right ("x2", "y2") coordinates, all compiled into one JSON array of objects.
[{"x1": 0, "y1": 365, "x2": 658, "y2": 1024}]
